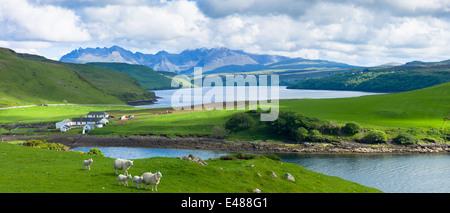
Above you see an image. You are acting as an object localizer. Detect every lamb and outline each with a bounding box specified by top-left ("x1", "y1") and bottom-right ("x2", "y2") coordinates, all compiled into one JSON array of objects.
[
  {"x1": 132, "y1": 175, "x2": 144, "y2": 189},
  {"x1": 142, "y1": 171, "x2": 163, "y2": 191},
  {"x1": 82, "y1": 158, "x2": 93, "y2": 170},
  {"x1": 117, "y1": 174, "x2": 132, "y2": 186},
  {"x1": 113, "y1": 158, "x2": 133, "y2": 175}
]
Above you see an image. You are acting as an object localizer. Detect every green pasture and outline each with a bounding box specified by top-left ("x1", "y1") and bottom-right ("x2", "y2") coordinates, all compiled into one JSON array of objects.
[{"x1": 0, "y1": 142, "x2": 380, "y2": 193}]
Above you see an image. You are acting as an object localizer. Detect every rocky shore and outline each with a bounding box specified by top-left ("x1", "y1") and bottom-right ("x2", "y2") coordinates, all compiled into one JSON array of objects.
[{"x1": 2, "y1": 134, "x2": 450, "y2": 154}]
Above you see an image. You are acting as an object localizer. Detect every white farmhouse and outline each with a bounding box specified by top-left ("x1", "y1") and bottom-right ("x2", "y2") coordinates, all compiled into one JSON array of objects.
[
  {"x1": 56, "y1": 119, "x2": 71, "y2": 129},
  {"x1": 71, "y1": 117, "x2": 109, "y2": 126},
  {"x1": 85, "y1": 111, "x2": 109, "y2": 119}
]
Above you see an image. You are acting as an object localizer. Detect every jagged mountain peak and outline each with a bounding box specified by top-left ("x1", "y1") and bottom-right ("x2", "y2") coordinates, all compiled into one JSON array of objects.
[{"x1": 59, "y1": 46, "x2": 353, "y2": 73}]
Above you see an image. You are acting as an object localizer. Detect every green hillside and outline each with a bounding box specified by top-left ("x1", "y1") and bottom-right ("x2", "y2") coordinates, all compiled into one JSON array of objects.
[
  {"x1": 62, "y1": 63, "x2": 155, "y2": 102},
  {"x1": 0, "y1": 48, "x2": 155, "y2": 107},
  {"x1": 288, "y1": 61, "x2": 450, "y2": 92},
  {"x1": 87, "y1": 62, "x2": 173, "y2": 90},
  {"x1": 0, "y1": 142, "x2": 380, "y2": 193},
  {"x1": 0, "y1": 48, "x2": 123, "y2": 106},
  {"x1": 282, "y1": 82, "x2": 450, "y2": 128}
]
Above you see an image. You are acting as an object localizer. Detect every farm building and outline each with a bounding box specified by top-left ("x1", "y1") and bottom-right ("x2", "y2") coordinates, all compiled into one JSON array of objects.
[
  {"x1": 60, "y1": 124, "x2": 71, "y2": 132},
  {"x1": 85, "y1": 111, "x2": 109, "y2": 118},
  {"x1": 71, "y1": 117, "x2": 109, "y2": 126},
  {"x1": 56, "y1": 119, "x2": 71, "y2": 129}
]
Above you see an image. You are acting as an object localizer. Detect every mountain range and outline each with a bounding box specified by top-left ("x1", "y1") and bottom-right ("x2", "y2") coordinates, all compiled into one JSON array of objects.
[{"x1": 59, "y1": 46, "x2": 356, "y2": 74}]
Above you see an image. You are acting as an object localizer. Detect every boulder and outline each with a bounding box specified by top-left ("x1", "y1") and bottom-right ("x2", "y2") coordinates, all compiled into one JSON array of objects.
[{"x1": 285, "y1": 173, "x2": 295, "y2": 182}]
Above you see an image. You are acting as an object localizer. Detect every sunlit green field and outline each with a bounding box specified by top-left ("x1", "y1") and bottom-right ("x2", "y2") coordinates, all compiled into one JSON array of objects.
[
  {"x1": 0, "y1": 105, "x2": 137, "y2": 124},
  {"x1": 1, "y1": 83, "x2": 448, "y2": 139},
  {"x1": 0, "y1": 142, "x2": 380, "y2": 193}
]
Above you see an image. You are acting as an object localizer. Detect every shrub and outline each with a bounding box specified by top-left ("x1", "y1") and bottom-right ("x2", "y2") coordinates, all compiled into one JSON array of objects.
[
  {"x1": 343, "y1": 122, "x2": 361, "y2": 135},
  {"x1": 308, "y1": 129, "x2": 323, "y2": 142},
  {"x1": 25, "y1": 139, "x2": 44, "y2": 147},
  {"x1": 394, "y1": 133, "x2": 419, "y2": 145},
  {"x1": 293, "y1": 127, "x2": 309, "y2": 142},
  {"x1": 270, "y1": 111, "x2": 312, "y2": 135},
  {"x1": 320, "y1": 120, "x2": 341, "y2": 135},
  {"x1": 225, "y1": 113, "x2": 254, "y2": 132},
  {"x1": 87, "y1": 148, "x2": 104, "y2": 157},
  {"x1": 363, "y1": 130, "x2": 387, "y2": 143},
  {"x1": 211, "y1": 125, "x2": 227, "y2": 139}
]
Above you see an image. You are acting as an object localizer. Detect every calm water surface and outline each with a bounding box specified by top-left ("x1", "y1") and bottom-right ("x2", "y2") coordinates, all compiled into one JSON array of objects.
[
  {"x1": 72, "y1": 147, "x2": 450, "y2": 193},
  {"x1": 138, "y1": 86, "x2": 381, "y2": 108}
]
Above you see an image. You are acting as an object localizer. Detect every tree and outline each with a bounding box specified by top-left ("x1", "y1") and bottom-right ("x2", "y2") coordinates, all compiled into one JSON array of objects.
[
  {"x1": 308, "y1": 129, "x2": 322, "y2": 142},
  {"x1": 225, "y1": 113, "x2": 254, "y2": 132},
  {"x1": 293, "y1": 127, "x2": 309, "y2": 142}
]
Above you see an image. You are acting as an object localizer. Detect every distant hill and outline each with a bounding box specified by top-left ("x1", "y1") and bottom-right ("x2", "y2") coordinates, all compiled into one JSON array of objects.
[
  {"x1": 59, "y1": 46, "x2": 356, "y2": 78},
  {"x1": 87, "y1": 62, "x2": 173, "y2": 90},
  {"x1": 288, "y1": 59, "x2": 450, "y2": 92},
  {"x1": 0, "y1": 48, "x2": 155, "y2": 107}
]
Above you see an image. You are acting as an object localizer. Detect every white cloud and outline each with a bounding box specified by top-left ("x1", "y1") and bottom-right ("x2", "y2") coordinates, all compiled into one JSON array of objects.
[
  {"x1": 83, "y1": 1, "x2": 208, "y2": 41},
  {"x1": 0, "y1": 0, "x2": 91, "y2": 42},
  {"x1": 2, "y1": 0, "x2": 450, "y2": 66}
]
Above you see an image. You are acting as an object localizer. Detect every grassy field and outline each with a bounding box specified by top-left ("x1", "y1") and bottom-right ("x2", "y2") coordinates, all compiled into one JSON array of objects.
[
  {"x1": 281, "y1": 82, "x2": 450, "y2": 129},
  {"x1": 0, "y1": 105, "x2": 138, "y2": 124},
  {"x1": 90, "y1": 82, "x2": 449, "y2": 139},
  {"x1": 1, "y1": 82, "x2": 448, "y2": 142},
  {"x1": 0, "y1": 142, "x2": 381, "y2": 193}
]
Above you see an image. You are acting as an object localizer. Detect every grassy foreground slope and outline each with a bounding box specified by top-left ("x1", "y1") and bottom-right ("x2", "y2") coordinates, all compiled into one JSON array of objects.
[{"x1": 0, "y1": 142, "x2": 380, "y2": 193}]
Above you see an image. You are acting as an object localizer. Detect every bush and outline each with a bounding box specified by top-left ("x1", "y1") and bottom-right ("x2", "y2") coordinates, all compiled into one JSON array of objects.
[
  {"x1": 308, "y1": 129, "x2": 323, "y2": 142},
  {"x1": 211, "y1": 125, "x2": 227, "y2": 139},
  {"x1": 25, "y1": 139, "x2": 44, "y2": 147},
  {"x1": 343, "y1": 122, "x2": 361, "y2": 135},
  {"x1": 320, "y1": 120, "x2": 341, "y2": 135},
  {"x1": 363, "y1": 130, "x2": 387, "y2": 143},
  {"x1": 270, "y1": 111, "x2": 312, "y2": 135},
  {"x1": 225, "y1": 113, "x2": 254, "y2": 132},
  {"x1": 394, "y1": 133, "x2": 419, "y2": 145},
  {"x1": 87, "y1": 148, "x2": 104, "y2": 157},
  {"x1": 293, "y1": 127, "x2": 309, "y2": 142}
]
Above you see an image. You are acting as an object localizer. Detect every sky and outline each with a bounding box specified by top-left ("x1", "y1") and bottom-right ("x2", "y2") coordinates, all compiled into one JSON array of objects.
[{"x1": 1, "y1": 0, "x2": 450, "y2": 66}]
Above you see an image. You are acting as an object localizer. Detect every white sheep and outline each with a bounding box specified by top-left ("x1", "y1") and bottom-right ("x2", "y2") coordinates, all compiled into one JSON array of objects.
[
  {"x1": 117, "y1": 174, "x2": 132, "y2": 186},
  {"x1": 142, "y1": 171, "x2": 163, "y2": 191},
  {"x1": 132, "y1": 175, "x2": 144, "y2": 189},
  {"x1": 82, "y1": 158, "x2": 93, "y2": 170},
  {"x1": 113, "y1": 158, "x2": 133, "y2": 175}
]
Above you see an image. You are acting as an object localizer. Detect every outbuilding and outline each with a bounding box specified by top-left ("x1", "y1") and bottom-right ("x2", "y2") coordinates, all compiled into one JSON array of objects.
[{"x1": 56, "y1": 119, "x2": 71, "y2": 129}]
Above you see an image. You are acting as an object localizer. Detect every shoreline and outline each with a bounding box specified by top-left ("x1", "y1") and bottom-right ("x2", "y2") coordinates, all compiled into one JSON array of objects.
[{"x1": 2, "y1": 134, "x2": 450, "y2": 154}]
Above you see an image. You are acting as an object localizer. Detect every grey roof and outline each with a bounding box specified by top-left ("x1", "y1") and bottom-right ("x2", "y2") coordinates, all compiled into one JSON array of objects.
[
  {"x1": 86, "y1": 111, "x2": 108, "y2": 116},
  {"x1": 72, "y1": 118, "x2": 103, "y2": 122}
]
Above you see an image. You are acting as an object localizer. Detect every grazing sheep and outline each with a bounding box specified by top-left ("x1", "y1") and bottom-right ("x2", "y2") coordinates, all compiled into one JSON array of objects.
[
  {"x1": 142, "y1": 171, "x2": 163, "y2": 191},
  {"x1": 113, "y1": 158, "x2": 133, "y2": 175},
  {"x1": 82, "y1": 158, "x2": 93, "y2": 170},
  {"x1": 132, "y1": 175, "x2": 144, "y2": 189},
  {"x1": 117, "y1": 174, "x2": 132, "y2": 186}
]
